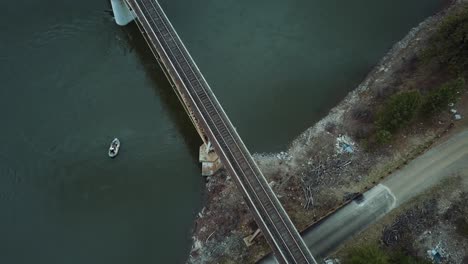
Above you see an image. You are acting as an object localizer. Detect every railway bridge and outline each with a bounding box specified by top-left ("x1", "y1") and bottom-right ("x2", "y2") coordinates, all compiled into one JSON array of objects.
[{"x1": 111, "y1": 0, "x2": 318, "y2": 263}]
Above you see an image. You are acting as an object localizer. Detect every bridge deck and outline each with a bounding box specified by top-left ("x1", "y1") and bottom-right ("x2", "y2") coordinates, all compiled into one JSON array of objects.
[{"x1": 125, "y1": 0, "x2": 317, "y2": 263}]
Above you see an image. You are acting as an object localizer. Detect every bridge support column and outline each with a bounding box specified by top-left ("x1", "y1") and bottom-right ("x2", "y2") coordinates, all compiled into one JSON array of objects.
[
  {"x1": 199, "y1": 142, "x2": 222, "y2": 176},
  {"x1": 110, "y1": 0, "x2": 136, "y2": 26}
]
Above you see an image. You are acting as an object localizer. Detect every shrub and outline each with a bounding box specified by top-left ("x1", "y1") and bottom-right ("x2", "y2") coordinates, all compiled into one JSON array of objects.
[
  {"x1": 376, "y1": 129, "x2": 392, "y2": 144},
  {"x1": 352, "y1": 106, "x2": 374, "y2": 123},
  {"x1": 345, "y1": 245, "x2": 432, "y2": 264},
  {"x1": 455, "y1": 217, "x2": 468, "y2": 238},
  {"x1": 376, "y1": 91, "x2": 422, "y2": 132},
  {"x1": 421, "y1": 78, "x2": 465, "y2": 115},
  {"x1": 346, "y1": 245, "x2": 390, "y2": 264},
  {"x1": 391, "y1": 251, "x2": 432, "y2": 264},
  {"x1": 353, "y1": 126, "x2": 373, "y2": 140},
  {"x1": 423, "y1": 5, "x2": 468, "y2": 74}
]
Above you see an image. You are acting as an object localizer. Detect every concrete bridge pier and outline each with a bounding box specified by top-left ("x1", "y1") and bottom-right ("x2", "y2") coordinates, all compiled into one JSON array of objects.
[
  {"x1": 199, "y1": 142, "x2": 222, "y2": 176},
  {"x1": 110, "y1": 0, "x2": 135, "y2": 26}
]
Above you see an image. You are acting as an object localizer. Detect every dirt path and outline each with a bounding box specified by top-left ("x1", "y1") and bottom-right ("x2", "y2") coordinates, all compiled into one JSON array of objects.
[{"x1": 384, "y1": 130, "x2": 468, "y2": 206}]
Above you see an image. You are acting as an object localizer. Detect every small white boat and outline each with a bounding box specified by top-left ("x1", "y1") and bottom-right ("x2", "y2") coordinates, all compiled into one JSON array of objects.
[{"x1": 108, "y1": 138, "x2": 120, "y2": 158}]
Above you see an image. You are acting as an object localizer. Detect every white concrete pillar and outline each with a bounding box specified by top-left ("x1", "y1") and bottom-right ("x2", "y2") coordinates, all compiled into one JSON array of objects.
[{"x1": 110, "y1": 0, "x2": 135, "y2": 26}]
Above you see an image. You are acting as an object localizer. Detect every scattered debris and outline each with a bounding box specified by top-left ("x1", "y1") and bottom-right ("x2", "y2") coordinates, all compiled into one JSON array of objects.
[
  {"x1": 336, "y1": 135, "x2": 355, "y2": 154},
  {"x1": 426, "y1": 242, "x2": 446, "y2": 264},
  {"x1": 198, "y1": 207, "x2": 206, "y2": 218},
  {"x1": 380, "y1": 187, "x2": 468, "y2": 264},
  {"x1": 300, "y1": 179, "x2": 314, "y2": 210},
  {"x1": 382, "y1": 199, "x2": 438, "y2": 247},
  {"x1": 276, "y1": 151, "x2": 292, "y2": 161},
  {"x1": 299, "y1": 152, "x2": 355, "y2": 192},
  {"x1": 454, "y1": 114, "x2": 462, "y2": 120},
  {"x1": 192, "y1": 237, "x2": 202, "y2": 252},
  {"x1": 450, "y1": 109, "x2": 457, "y2": 114},
  {"x1": 243, "y1": 228, "x2": 261, "y2": 246},
  {"x1": 206, "y1": 231, "x2": 216, "y2": 243},
  {"x1": 324, "y1": 258, "x2": 341, "y2": 264}
]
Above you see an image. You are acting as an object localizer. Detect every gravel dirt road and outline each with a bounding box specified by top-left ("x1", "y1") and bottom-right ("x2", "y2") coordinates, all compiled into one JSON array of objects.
[{"x1": 259, "y1": 130, "x2": 468, "y2": 263}]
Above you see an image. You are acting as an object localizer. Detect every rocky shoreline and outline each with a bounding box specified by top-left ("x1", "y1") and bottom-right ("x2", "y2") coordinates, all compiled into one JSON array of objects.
[{"x1": 187, "y1": 1, "x2": 465, "y2": 263}]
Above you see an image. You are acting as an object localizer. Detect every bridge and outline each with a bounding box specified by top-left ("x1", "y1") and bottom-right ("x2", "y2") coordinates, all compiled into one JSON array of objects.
[{"x1": 112, "y1": 0, "x2": 318, "y2": 263}]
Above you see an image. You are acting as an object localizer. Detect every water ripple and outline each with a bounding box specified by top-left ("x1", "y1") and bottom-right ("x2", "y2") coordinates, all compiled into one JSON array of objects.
[{"x1": 27, "y1": 11, "x2": 108, "y2": 50}]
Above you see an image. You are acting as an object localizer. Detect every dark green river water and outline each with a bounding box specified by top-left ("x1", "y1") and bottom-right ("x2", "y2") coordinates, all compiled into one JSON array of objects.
[{"x1": 0, "y1": 0, "x2": 441, "y2": 263}]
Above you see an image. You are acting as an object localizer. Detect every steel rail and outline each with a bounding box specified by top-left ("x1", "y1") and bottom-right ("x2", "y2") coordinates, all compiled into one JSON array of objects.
[
  {"x1": 140, "y1": 2, "x2": 310, "y2": 262},
  {"x1": 125, "y1": 1, "x2": 317, "y2": 263},
  {"x1": 136, "y1": 0, "x2": 301, "y2": 261},
  {"x1": 123, "y1": 2, "x2": 284, "y2": 259}
]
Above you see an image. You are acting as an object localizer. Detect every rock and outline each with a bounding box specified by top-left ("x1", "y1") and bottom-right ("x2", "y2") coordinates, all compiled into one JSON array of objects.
[{"x1": 193, "y1": 238, "x2": 202, "y2": 251}]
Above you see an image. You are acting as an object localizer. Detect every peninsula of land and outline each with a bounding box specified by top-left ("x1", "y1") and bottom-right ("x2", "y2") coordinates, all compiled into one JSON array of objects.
[{"x1": 188, "y1": 1, "x2": 468, "y2": 263}]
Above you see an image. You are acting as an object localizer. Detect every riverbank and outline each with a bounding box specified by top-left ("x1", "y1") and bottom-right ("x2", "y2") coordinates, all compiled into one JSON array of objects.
[{"x1": 187, "y1": 1, "x2": 467, "y2": 263}]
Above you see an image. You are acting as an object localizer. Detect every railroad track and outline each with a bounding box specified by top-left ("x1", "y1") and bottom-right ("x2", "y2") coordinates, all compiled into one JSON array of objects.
[{"x1": 125, "y1": 0, "x2": 317, "y2": 263}]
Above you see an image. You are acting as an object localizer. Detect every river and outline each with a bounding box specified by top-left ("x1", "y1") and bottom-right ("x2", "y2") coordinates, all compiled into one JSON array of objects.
[{"x1": 0, "y1": 0, "x2": 441, "y2": 263}]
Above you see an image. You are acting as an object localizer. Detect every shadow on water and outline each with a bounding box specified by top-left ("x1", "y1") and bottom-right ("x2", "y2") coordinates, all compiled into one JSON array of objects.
[
  {"x1": 103, "y1": 0, "x2": 200, "y2": 164},
  {"x1": 121, "y1": 22, "x2": 202, "y2": 164}
]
